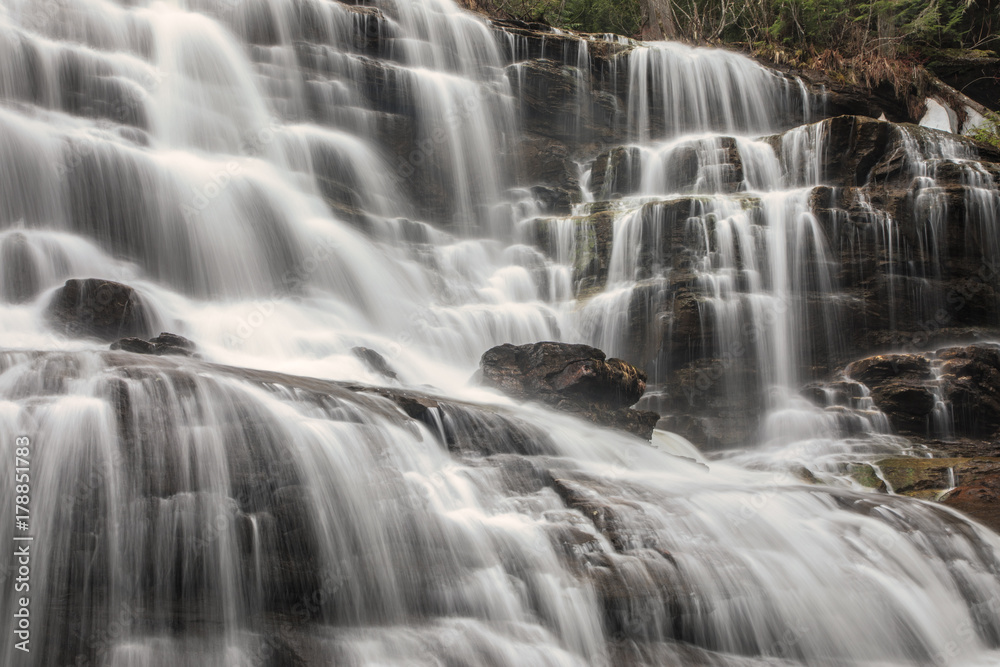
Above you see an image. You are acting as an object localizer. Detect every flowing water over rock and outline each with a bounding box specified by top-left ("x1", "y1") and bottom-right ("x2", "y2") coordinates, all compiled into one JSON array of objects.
[{"x1": 1, "y1": 1, "x2": 1000, "y2": 665}]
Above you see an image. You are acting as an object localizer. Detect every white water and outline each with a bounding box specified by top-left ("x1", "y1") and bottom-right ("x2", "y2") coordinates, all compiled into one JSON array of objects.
[{"x1": 0, "y1": 1, "x2": 999, "y2": 665}]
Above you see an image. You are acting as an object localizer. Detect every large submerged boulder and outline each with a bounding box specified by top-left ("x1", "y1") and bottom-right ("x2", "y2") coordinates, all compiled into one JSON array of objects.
[
  {"x1": 478, "y1": 342, "x2": 659, "y2": 439},
  {"x1": 47, "y1": 278, "x2": 156, "y2": 342}
]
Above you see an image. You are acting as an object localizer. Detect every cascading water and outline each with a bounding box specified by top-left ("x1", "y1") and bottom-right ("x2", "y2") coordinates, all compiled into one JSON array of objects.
[{"x1": 1, "y1": 1, "x2": 1000, "y2": 665}]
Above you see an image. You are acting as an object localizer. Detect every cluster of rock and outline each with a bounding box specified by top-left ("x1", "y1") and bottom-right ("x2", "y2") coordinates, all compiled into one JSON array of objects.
[
  {"x1": 28, "y1": 10, "x2": 1000, "y2": 525},
  {"x1": 524, "y1": 116, "x2": 1000, "y2": 448},
  {"x1": 45, "y1": 278, "x2": 199, "y2": 358},
  {"x1": 843, "y1": 346, "x2": 1000, "y2": 439},
  {"x1": 810, "y1": 344, "x2": 1000, "y2": 531},
  {"x1": 44, "y1": 273, "x2": 656, "y2": 440},
  {"x1": 5, "y1": 346, "x2": 700, "y2": 665},
  {"x1": 111, "y1": 332, "x2": 197, "y2": 357}
]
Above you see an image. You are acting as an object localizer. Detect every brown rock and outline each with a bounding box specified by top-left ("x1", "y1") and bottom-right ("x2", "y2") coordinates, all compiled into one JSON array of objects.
[
  {"x1": 479, "y1": 342, "x2": 658, "y2": 438},
  {"x1": 590, "y1": 146, "x2": 642, "y2": 199},
  {"x1": 480, "y1": 342, "x2": 646, "y2": 409},
  {"x1": 845, "y1": 354, "x2": 932, "y2": 384},
  {"x1": 938, "y1": 344, "x2": 1000, "y2": 438},
  {"x1": 945, "y1": 481, "x2": 1000, "y2": 534},
  {"x1": 876, "y1": 456, "x2": 1000, "y2": 532}
]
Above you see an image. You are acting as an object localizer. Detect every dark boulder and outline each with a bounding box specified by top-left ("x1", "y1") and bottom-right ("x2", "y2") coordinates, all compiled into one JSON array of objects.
[
  {"x1": 868, "y1": 384, "x2": 937, "y2": 435},
  {"x1": 150, "y1": 333, "x2": 197, "y2": 356},
  {"x1": 480, "y1": 342, "x2": 645, "y2": 409},
  {"x1": 110, "y1": 337, "x2": 156, "y2": 354},
  {"x1": 110, "y1": 332, "x2": 197, "y2": 357},
  {"x1": 47, "y1": 279, "x2": 155, "y2": 342},
  {"x1": 479, "y1": 342, "x2": 659, "y2": 439},
  {"x1": 352, "y1": 346, "x2": 398, "y2": 380}
]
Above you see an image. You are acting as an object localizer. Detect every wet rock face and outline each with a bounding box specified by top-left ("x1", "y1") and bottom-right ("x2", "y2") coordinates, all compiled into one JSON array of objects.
[
  {"x1": 479, "y1": 342, "x2": 659, "y2": 438},
  {"x1": 590, "y1": 146, "x2": 642, "y2": 199},
  {"x1": 869, "y1": 384, "x2": 938, "y2": 435},
  {"x1": 518, "y1": 135, "x2": 580, "y2": 215},
  {"x1": 47, "y1": 278, "x2": 155, "y2": 342},
  {"x1": 938, "y1": 345, "x2": 1000, "y2": 438},
  {"x1": 844, "y1": 345, "x2": 1000, "y2": 440},
  {"x1": 944, "y1": 473, "x2": 1000, "y2": 534},
  {"x1": 844, "y1": 354, "x2": 937, "y2": 435},
  {"x1": 510, "y1": 59, "x2": 587, "y2": 142},
  {"x1": 768, "y1": 115, "x2": 895, "y2": 187}
]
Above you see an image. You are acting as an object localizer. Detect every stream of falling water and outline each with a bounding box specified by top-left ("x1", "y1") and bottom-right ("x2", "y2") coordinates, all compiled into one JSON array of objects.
[{"x1": 1, "y1": 0, "x2": 999, "y2": 665}]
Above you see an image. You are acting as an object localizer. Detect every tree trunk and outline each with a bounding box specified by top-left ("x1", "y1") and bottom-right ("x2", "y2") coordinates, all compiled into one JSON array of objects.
[{"x1": 641, "y1": 0, "x2": 675, "y2": 40}]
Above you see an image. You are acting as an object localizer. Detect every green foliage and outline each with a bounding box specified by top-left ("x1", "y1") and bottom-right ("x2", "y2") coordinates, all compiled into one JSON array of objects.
[
  {"x1": 967, "y1": 111, "x2": 1000, "y2": 150},
  {"x1": 764, "y1": 0, "x2": 975, "y2": 54},
  {"x1": 856, "y1": 0, "x2": 969, "y2": 43},
  {"x1": 564, "y1": 0, "x2": 642, "y2": 35},
  {"x1": 482, "y1": 0, "x2": 999, "y2": 66}
]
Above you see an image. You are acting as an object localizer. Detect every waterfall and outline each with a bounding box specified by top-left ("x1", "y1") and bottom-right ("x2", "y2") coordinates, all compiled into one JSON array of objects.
[{"x1": 1, "y1": 0, "x2": 1000, "y2": 665}]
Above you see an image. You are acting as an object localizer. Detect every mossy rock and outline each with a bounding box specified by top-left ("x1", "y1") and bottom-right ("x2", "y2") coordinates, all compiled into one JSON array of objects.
[
  {"x1": 850, "y1": 463, "x2": 887, "y2": 491},
  {"x1": 875, "y1": 457, "x2": 966, "y2": 495},
  {"x1": 873, "y1": 456, "x2": 1000, "y2": 531}
]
